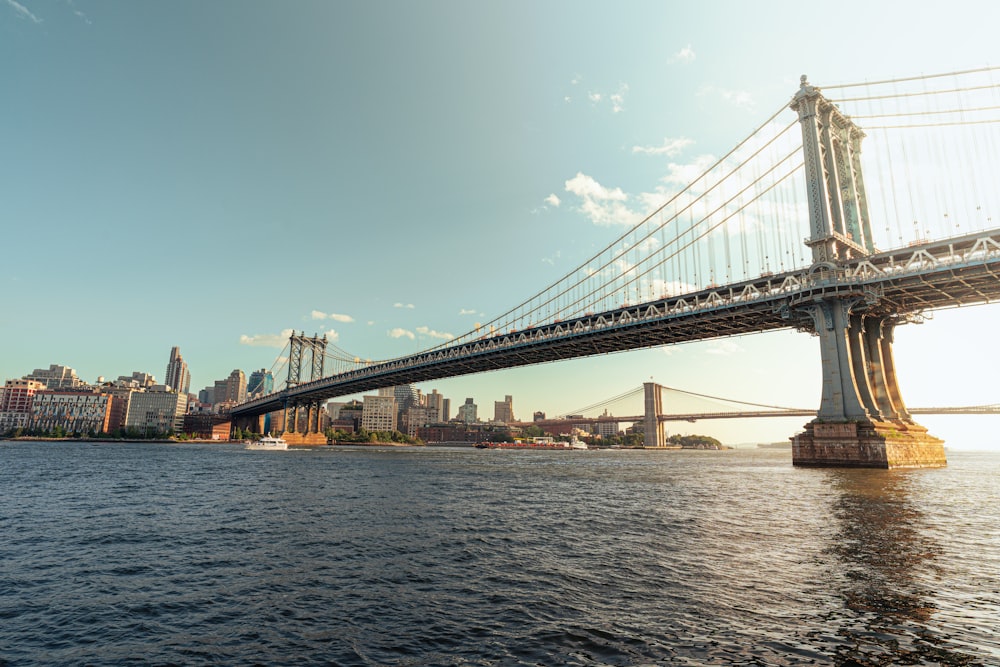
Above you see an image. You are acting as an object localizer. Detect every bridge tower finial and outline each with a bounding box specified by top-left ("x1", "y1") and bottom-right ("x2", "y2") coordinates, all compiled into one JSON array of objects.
[{"x1": 790, "y1": 75, "x2": 875, "y2": 263}]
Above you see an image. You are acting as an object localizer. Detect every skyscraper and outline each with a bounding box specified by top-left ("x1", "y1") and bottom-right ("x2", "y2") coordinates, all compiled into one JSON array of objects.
[
  {"x1": 165, "y1": 347, "x2": 191, "y2": 395},
  {"x1": 213, "y1": 369, "x2": 247, "y2": 406},
  {"x1": 246, "y1": 369, "x2": 274, "y2": 397}
]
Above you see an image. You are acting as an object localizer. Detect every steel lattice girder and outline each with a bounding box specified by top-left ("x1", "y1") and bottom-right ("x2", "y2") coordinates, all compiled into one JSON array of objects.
[{"x1": 233, "y1": 230, "x2": 1000, "y2": 418}]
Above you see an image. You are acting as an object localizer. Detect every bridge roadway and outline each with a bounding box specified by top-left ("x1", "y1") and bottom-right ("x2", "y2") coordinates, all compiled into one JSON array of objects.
[{"x1": 231, "y1": 229, "x2": 1000, "y2": 419}]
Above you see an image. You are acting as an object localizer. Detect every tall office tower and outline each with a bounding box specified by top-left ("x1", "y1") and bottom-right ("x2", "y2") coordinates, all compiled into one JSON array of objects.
[
  {"x1": 213, "y1": 369, "x2": 247, "y2": 405},
  {"x1": 493, "y1": 395, "x2": 514, "y2": 423},
  {"x1": 441, "y1": 398, "x2": 450, "y2": 422},
  {"x1": 246, "y1": 369, "x2": 274, "y2": 397},
  {"x1": 165, "y1": 347, "x2": 191, "y2": 395}
]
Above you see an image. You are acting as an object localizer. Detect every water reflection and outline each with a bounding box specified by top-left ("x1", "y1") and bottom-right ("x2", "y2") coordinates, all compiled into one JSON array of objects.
[{"x1": 824, "y1": 469, "x2": 983, "y2": 666}]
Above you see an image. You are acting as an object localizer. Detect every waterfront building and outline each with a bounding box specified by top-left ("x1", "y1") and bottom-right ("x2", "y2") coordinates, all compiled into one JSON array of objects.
[
  {"x1": 246, "y1": 369, "x2": 273, "y2": 397},
  {"x1": 328, "y1": 400, "x2": 363, "y2": 432},
  {"x1": 125, "y1": 387, "x2": 188, "y2": 434},
  {"x1": 457, "y1": 397, "x2": 478, "y2": 424},
  {"x1": 29, "y1": 390, "x2": 112, "y2": 435},
  {"x1": 24, "y1": 364, "x2": 84, "y2": 390},
  {"x1": 213, "y1": 369, "x2": 247, "y2": 406},
  {"x1": 405, "y1": 405, "x2": 438, "y2": 437},
  {"x1": 0, "y1": 379, "x2": 46, "y2": 432},
  {"x1": 361, "y1": 394, "x2": 396, "y2": 432},
  {"x1": 164, "y1": 347, "x2": 191, "y2": 395},
  {"x1": 99, "y1": 384, "x2": 138, "y2": 434},
  {"x1": 493, "y1": 395, "x2": 515, "y2": 424},
  {"x1": 182, "y1": 413, "x2": 232, "y2": 440}
]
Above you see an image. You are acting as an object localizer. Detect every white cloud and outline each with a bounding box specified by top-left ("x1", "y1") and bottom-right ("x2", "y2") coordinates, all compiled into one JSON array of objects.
[
  {"x1": 610, "y1": 84, "x2": 628, "y2": 113},
  {"x1": 311, "y1": 310, "x2": 354, "y2": 322},
  {"x1": 669, "y1": 45, "x2": 696, "y2": 65},
  {"x1": 705, "y1": 340, "x2": 743, "y2": 356},
  {"x1": 541, "y1": 250, "x2": 562, "y2": 266},
  {"x1": 459, "y1": 308, "x2": 477, "y2": 316},
  {"x1": 394, "y1": 302, "x2": 415, "y2": 309},
  {"x1": 388, "y1": 328, "x2": 415, "y2": 340},
  {"x1": 416, "y1": 326, "x2": 454, "y2": 340},
  {"x1": 316, "y1": 327, "x2": 341, "y2": 342},
  {"x1": 633, "y1": 137, "x2": 694, "y2": 157},
  {"x1": 67, "y1": 0, "x2": 90, "y2": 23},
  {"x1": 544, "y1": 193, "x2": 561, "y2": 207},
  {"x1": 5, "y1": 0, "x2": 41, "y2": 22},
  {"x1": 659, "y1": 154, "x2": 718, "y2": 188},
  {"x1": 588, "y1": 92, "x2": 602, "y2": 103},
  {"x1": 564, "y1": 172, "x2": 640, "y2": 226},
  {"x1": 698, "y1": 85, "x2": 755, "y2": 110},
  {"x1": 239, "y1": 328, "x2": 295, "y2": 348}
]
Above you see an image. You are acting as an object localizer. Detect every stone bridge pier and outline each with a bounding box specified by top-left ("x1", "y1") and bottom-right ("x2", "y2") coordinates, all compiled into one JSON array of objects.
[
  {"x1": 788, "y1": 76, "x2": 944, "y2": 468},
  {"x1": 791, "y1": 301, "x2": 944, "y2": 467},
  {"x1": 281, "y1": 399, "x2": 328, "y2": 446}
]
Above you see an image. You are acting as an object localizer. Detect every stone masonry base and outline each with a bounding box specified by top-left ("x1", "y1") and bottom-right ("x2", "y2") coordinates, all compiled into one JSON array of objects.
[
  {"x1": 282, "y1": 432, "x2": 329, "y2": 446},
  {"x1": 792, "y1": 419, "x2": 946, "y2": 469}
]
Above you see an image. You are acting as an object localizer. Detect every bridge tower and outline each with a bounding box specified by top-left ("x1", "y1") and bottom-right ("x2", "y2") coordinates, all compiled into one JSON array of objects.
[
  {"x1": 281, "y1": 332, "x2": 329, "y2": 446},
  {"x1": 643, "y1": 382, "x2": 667, "y2": 448},
  {"x1": 788, "y1": 76, "x2": 944, "y2": 468}
]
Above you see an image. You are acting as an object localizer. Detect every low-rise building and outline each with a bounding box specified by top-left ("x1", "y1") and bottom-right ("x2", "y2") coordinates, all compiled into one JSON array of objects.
[
  {"x1": 0, "y1": 379, "x2": 47, "y2": 433},
  {"x1": 182, "y1": 414, "x2": 232, "y2": 440},
  {"x1": 29, "y1": 390, "x2": 112, "y2": 435},
  {"x1": 24, "y1": 364, "x2": 85, "y2": 390}
]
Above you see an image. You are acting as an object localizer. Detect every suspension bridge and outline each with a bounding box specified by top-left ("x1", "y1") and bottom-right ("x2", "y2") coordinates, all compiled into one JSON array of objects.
[
  {"x1": 514, "y1": 383, "x2": 1000, "y2": 431},
  {"x1": 232, "y1": 68, "x2": 1000, "y2": 468}
]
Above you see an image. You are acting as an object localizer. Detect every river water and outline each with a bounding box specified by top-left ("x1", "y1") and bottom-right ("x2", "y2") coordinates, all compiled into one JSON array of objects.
[{"x1": 0, "y1": 441, "x2": 997, "y2": 666}]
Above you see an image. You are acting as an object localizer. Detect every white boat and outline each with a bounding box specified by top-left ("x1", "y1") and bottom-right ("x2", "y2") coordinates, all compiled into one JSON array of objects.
[
  {"x1": 245, "y1": 435, "x2": 288, "y2": 450},
  {"x1": 568, "y1": 436, "x2": 588, "y2": 450}
]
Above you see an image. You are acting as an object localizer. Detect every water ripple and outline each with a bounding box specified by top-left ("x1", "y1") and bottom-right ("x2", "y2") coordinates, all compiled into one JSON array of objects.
[{"x1": 0, "y1": 442, "x2": 997, "y2": 665}]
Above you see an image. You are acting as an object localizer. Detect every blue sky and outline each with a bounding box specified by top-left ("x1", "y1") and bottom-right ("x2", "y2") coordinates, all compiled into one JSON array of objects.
[{"x1": 3, "y1": 0, "x2": 999, "y2": 447}]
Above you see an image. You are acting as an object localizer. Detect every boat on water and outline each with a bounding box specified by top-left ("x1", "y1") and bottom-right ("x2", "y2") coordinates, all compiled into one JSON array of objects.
[{"x1": 245, "y1": 435, "x2": 288, "y2": 450}]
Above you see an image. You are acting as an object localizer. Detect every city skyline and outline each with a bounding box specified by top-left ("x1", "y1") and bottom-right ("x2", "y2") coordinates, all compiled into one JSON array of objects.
[{"x1": 3, "y1": 1, "x2": 999, "y2": 448}]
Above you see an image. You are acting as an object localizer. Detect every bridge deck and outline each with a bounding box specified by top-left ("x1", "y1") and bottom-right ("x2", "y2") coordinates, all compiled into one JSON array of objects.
[{"x1": 233, "y1": 230, "x2": 1000, "y2": 418}]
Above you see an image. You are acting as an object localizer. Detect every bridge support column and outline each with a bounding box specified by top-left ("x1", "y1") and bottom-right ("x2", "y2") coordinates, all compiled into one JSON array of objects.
[
  {"x1": 643, "y1": 382, "x2": 667, "y2": 448},
  {"x1": 792, "y1": 300, "x2": 945, "y2": 468},
  {"x1": 283, "y1": 401, "x2": 328, "y2": 446}
]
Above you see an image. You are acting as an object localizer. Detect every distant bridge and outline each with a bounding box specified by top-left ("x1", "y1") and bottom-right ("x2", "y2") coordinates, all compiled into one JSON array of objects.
[{"x1": 513, "y1": 383, "x2": 1000, "y2": 430}]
